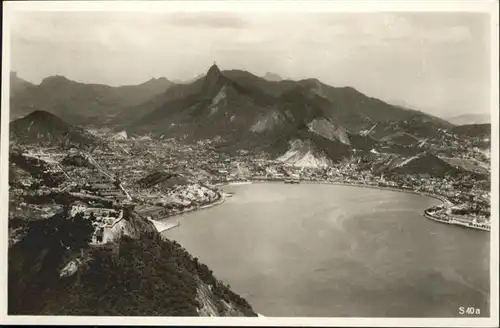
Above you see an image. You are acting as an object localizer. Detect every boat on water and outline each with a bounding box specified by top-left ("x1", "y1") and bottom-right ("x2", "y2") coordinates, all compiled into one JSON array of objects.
[{"x1": 284, "y1": 179, "x2": 300, "y2": 184}]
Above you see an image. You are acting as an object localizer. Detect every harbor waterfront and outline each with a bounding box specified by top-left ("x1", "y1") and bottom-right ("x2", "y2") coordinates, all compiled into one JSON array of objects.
[
  {"x1": 164, "y1": 182, "x2": 490, "y2": 317},
  {"x1": 213, "y1": 178, "x2": 487, "y2": 232}
]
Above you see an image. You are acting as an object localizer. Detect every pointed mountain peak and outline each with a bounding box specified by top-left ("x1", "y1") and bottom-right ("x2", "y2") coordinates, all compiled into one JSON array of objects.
[
  {"x1": 202, "y1": 63, "x2": 227, "y2": 98},
  {"x1": 207, "y1": 62, "x2": 222, "y2": 76}
]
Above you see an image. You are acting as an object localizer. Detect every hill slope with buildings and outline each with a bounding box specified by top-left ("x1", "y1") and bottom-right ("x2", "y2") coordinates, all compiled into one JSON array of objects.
[{"x1": 8, "y1": 200, "x2": 256, "y2": 316}]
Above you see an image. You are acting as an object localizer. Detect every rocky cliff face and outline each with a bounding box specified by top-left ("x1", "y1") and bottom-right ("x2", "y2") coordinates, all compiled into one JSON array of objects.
[{"x1": 195, "y1": 278, "x2": 253, "y2": 316}]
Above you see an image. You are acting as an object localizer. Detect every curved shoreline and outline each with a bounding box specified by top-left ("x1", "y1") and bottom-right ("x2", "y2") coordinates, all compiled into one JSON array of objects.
[
  {"x1": 218, "y1": 178, "x2": 448, "y2": 204},
  {"x1": 160, "y1": 178, "x2": 487, "y2": 233},
  {"x1": 157, "y1": 191, "x2": 226, "y2": 224},
  {"x1": 216, "y1": 178, "x2": 488, "y2": 232}
]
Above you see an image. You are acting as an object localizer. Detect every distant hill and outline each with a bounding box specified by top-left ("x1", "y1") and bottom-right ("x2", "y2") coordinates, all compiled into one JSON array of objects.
[
  {"x1": 60, "y1": 154, "x2": 93, "y2": 168},
  {"x1": 379, "y1": 153, "x2": 466, "y2": 178},
  {"x1": 451, "y1": 123, "x2": 491, "y2": 138},
  {"x1": 172, "y1": 73, "x2": 205, "y2": 84},
  {"x1": 368, "y1": 116, "x2": 453, "y2": 141},
  {"x1": 380, "y1": 131, "x2": 420, "y2": 146},
  {"x1": 439, "y1": 156, "x2": 489, "y2": 177},
  {"x1": 10, "y1": 72, "x2": 36, "y2": 97},
  {"x1": 447, "y1": 113, "x2": 490, "y2": 125},
  {"x1": 135, "y1": 171, "x2": 189, "y2": 189},
  {"x1": 10, "y1": 75, "x2": 174, "y2": 126},
  {"x1": 262, "y1": 72, "x2": 283, "y2": 81},
  {"x1": 10, "y1": 110, "x2": 97, "y2": 148},
  {"x1": 128, "y1": 64, "x2": 452, "y2": 163}
]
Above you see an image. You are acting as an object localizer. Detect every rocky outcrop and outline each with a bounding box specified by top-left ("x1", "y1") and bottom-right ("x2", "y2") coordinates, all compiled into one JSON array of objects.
[{"x1": 196, "y1": 279, "x2": 251, "y2": 316}]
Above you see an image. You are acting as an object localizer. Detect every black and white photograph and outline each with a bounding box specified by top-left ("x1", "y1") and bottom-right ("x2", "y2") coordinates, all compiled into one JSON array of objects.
[{"x1": 1, "y1": 1, "x2": 498, "y2": 326}]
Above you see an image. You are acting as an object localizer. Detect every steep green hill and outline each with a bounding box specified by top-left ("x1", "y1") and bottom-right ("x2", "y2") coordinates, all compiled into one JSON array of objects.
[
  {"x1": 10, "y1": 110, "x2": 98, "y2": 149},
  {"x1": 8, "y1": 210, "x2": 256, "y2": 316}
]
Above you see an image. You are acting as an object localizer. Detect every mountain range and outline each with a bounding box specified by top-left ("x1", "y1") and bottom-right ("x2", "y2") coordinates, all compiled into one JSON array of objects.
[
  {"x1": 125, "y1": 64, "x2": 454, "y2": 164},
  {"x1": 10, "y1": 74, "x2": 174, "y2": 126},
  {"x1": 10, "y1": 65, "x2": 470, "y2": 165}
]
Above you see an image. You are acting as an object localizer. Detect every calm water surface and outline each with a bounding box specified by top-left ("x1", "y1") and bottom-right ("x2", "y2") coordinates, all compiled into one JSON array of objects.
[{"x1": 163, "y1": 183, "x2": 490, "y2": 317}]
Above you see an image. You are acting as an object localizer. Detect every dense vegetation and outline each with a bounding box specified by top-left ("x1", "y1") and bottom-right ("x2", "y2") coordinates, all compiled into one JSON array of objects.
[
  {"x1": 9, "y1": 110, "x2": 98, "y2": 148},
  {"x1": 10, "y1": 152, "x2": 65, "y2": 187},
  {"x1": 451, "y1": 207, "x2": 490, "y2": 217},
  {"x1": 135, "y1": 171, "x2": 189, "y2": 189},
  {"x1": 61, "y1": 154, "x2": 93, "y2": 168},
  {"x1": 451, "y1": 123, "x2": 491, "y2": 138},
  {"x1": 9, "y1": 211, "x2": 256, "y2": 316},
  {"x1": 8, "y1": 211, "x2": 94, "y2": 314}
]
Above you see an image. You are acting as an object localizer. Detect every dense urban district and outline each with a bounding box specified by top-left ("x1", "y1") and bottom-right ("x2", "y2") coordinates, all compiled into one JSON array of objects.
[
  {"x1": 9, "y1": 125, "x2": 491, "y2": 246},
  {"x1": 7, "y1": 65, "x2": 492, "y2": 316}
]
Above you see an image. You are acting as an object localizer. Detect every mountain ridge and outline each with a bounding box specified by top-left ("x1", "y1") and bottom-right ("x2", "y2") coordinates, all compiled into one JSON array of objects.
[
  {"x1": 127, "y1": 64, "x2": 453, "y2": 164},
  {"x1": 12, "y1": 65, "x2": 457, "y2": 165},
  {"x1": 10, "y1": 74, "x2": 175, "y2": 126},
  {"x1": 263, "y1": 72, "x2": 283, "y2": 81}
]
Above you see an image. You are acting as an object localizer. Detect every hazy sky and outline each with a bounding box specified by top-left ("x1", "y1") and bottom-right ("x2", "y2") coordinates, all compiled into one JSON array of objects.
[{"x1": 10, "y1": 11, "x2": 491, "y2": 118}]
